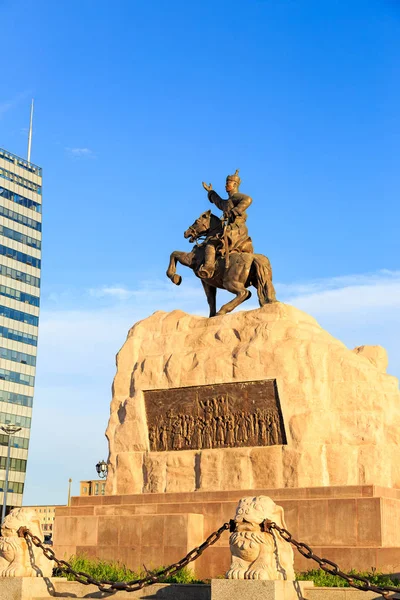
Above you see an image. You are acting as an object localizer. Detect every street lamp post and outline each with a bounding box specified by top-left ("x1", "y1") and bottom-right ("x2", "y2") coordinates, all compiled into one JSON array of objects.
[
  {"x1": 67, "y1": 478, "x2": 72, "y2": 507},
  {"x1": 1, "y1": 425, "x2": 22, "y2": 523}
]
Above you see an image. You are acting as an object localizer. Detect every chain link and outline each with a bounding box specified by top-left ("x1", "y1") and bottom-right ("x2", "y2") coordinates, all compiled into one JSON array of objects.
[
  {"x1": 22, "y1": 518, "x2": 400, "y2": 598},
  {"x1": 263, "y1": 520, "x2": 400, "y2": 599},
  {"x1": 21, "y1": 521, "x2": 232, "y2": 593}
]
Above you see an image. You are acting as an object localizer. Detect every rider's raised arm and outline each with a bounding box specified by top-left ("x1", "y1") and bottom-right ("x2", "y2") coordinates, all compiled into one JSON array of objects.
[{"x1": 207, "y1": 190, "x2": 229, "y2": 213}]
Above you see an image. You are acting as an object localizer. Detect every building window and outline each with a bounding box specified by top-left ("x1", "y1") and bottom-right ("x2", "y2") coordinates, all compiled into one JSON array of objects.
[
  {"x1": 0, "y1": 244, "x2": 41, "y2": 269},
  {"x1": 0, "y1": 411, "x2": 31, "y2": 428},
  {"x1": 0, "y1": 480, "x2": 24, "y2": 494},
  {"x1": 0, "y1": 433, "x2": 29, "y2": 450},
  {"x1": 0, "y1": 203, "x2": 41, "y2": 232},
  {"x1": 0, "y1": 325, "x2": 38, "y2": 348},
  {"x1": 0, "y1": 389, "x2": 33, "y2": 408},
  {"x1": 0, "y1": 224, "x2": 41, "y2": 251},
  {"x1": 0, "y1": 456, "x2": 27, "y2": 473},
  {"x1": 0, "y1": 186, "x2": 41, "y2": 213},
  {"x1": 0, "y1": 285, "x2": 40, "y2": 307},
  {"x1": 0, "y1": 263, "x2": 40, "y2": 288},
  {"x1": 0, "y1": 167, "x2": 42, "y2": 195},
  {"x1": 0, "y1": 346, "x2": 36, "y2": 367},
  {"x1": 0, "y1": 304, "x2": 39, "y2": 327},
  {"x1": 0, "y1": 367, "x2": 35, "y2": 387}
]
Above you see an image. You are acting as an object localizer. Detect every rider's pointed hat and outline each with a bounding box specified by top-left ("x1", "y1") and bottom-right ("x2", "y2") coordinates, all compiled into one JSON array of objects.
[{"x1": 226, "y1": 169, "x2": 241, "y2": 185}]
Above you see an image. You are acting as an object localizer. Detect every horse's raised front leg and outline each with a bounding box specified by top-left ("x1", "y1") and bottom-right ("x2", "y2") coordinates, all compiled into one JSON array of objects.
[
  {"x1": 201, "y1": 281, "x2": 217, "y2": 317},
  {"x1": 217, "y1": 281, "x2": 251, "y2": 316},
  {"x1": 216, "y1": 259, "x2": 252, "y2": 316},
  {"x1": 166, "y1": 251, "x2": 193, "y2": 285}
]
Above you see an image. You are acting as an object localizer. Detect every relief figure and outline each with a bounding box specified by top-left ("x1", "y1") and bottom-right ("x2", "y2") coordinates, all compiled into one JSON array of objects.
[
  {"x1": 259, "y1": 417, "x2": 267, "y2": 443},
  {"x1": 216, "y1": 416, "x2": 225, "y2": 446},
  {"x1": 226, "y1": 418, "x2": 235, "y2": 446},
  {"x1": 148, "y1": 401, "x2": 282, "y2": 451},
  {"x1": 270, "y1": 416, "x2": 279, "y2": 445},
  {"x1": 203, "y1": 420, "x2": 213, "y2": 449},
  {"x1": 193, "y1": 419, "x2": 204, "y2": 449},
  {"x1": 172, "y1": 419, "x2": 184, "y2": 450}
]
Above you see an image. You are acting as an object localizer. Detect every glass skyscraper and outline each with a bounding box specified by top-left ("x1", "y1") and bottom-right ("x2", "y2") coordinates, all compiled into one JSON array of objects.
[{"x1": 0, "y1": 147, "x2": 42, "y2": 511}]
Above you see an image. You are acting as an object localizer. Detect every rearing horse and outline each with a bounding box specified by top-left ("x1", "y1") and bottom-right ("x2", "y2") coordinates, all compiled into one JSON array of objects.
[{"x1": 166, "y1": 210, "x2": 277, "y2": 317}]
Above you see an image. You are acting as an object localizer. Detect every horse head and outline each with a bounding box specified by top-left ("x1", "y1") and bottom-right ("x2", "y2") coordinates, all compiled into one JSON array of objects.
[{"x1": 184, "y1": 210, "x2": 221, "y2": 243}]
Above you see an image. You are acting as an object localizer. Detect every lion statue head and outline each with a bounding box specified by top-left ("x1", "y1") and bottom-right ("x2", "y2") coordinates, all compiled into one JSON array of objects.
[
  {"x1": 0, "y1": 507, "x2": 52, "y2": 577},
  {"x1": 226, "y1": 495, "x2": 295, "y2": 581}
]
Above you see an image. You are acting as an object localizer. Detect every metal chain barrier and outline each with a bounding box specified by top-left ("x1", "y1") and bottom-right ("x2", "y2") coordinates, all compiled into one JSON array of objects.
[
  {"x1": 262, "y1": 519, "x2": 400, "y2": 599},
  {"x1": 19, "y1": 518, "x2": 400, "y2": 597},
  {"x1": 19, "y1": 521, "x2": 232, "y2": 593}
]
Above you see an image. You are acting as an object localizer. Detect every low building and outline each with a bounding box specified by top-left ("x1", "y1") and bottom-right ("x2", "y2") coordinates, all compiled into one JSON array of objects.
[
  {"x1": 22, "y1": 504, "x2": 64, "y2": 533},
  {"x1": 80, "y1": 479, "x2": 106, "y2": 497}
]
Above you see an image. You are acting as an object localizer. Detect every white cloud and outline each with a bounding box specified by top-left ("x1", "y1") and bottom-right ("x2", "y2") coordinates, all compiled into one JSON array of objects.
[
  {"x1": 0, "y1": 91, "x2": 30, "y2": 119},
  {"x1": 0, "y1": 100, "x2": 13, "y2": 117},
  {"x1": 23, "y1": 270, "x2": 400, "y2": 505},
  {"x1": 65, "y1": 147, "x2": 94, "y2": 158},
  {"x1": 89, "y1": 286, "x2": 135, "y2": 300},
  {"x1": 88, "y1": 281, "x2": 207, "y2": 303},
  {"x1": 278, "y1": 270, "x2": 400, "y2": 311}
]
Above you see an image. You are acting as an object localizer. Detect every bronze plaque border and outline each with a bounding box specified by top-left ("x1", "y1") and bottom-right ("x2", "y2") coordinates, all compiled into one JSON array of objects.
[{"x1": 144, "y1": 379, "x2": 286, "y2": 452}]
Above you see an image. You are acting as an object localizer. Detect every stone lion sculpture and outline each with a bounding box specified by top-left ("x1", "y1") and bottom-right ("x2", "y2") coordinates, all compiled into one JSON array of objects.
[
  {"x1": 0, "y1": 507, "x2": 52, "y2": 577},
  {"x1": 227, "y1": 495, "x2": 295, "y2": 580}
]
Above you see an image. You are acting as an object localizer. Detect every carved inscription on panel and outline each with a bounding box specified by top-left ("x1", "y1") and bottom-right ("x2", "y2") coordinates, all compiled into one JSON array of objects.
[{"x1": 144, "y1": 379, "x2": 286, "y2": 452}]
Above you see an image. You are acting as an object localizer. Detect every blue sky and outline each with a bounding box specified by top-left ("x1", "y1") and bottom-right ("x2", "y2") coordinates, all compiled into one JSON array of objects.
[{"x1": 1, "y1": 0, "x2": 399, "y2": 505}]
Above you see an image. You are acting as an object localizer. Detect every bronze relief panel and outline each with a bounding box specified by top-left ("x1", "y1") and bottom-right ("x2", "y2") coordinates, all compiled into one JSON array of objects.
[{"x1": 144, "y1": 379, "x2": 286, "y2": 452}]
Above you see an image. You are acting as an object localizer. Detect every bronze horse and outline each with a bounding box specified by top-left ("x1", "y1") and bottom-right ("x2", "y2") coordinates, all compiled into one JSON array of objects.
[{"x1": 166, "y1": 210, "x2": 276, "y2": 317}]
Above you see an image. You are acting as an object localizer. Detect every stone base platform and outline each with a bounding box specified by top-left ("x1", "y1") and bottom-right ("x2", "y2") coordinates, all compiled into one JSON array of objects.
[
  {"x1": 0, "y1": 578, "x2": 210, "y2": 600},
  {"x1": 4, "y1": 578, "x2": 400, "y2": 600},
  {"x1": 3, "y1": 578, "x2": 309, "y2": 600},
  {"x1": 212, "y1": 580, "x2": 313, "y2": 600},
  {"x1": 53, "y1": 485, "x2": 400, "y2": 579}
]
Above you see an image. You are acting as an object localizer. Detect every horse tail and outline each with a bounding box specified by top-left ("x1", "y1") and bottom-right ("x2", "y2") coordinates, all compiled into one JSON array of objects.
[{"x1": 252, "y1": 254, "x2": 277, "y2": 306}]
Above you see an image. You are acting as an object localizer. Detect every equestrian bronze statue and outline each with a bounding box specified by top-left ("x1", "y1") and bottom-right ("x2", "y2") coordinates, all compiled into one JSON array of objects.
[{"x1": 166, "y1": 170, "x2": 276, "y2": 317}]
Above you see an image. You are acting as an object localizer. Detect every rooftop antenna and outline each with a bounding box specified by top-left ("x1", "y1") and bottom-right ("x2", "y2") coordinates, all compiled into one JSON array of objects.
[{"x1": 27, "y1": 99, "x2": 34, "y2": 163}]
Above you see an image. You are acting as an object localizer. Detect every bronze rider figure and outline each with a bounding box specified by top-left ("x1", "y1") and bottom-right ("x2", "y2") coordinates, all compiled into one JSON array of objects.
[{"x1": 199, "y1": 169, "x2": 254, "y2": 279}]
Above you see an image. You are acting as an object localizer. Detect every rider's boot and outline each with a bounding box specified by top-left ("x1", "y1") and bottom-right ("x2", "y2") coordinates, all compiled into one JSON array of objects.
[{"x1": 198, "y1": 245, "x2": 216, "y2": 279}]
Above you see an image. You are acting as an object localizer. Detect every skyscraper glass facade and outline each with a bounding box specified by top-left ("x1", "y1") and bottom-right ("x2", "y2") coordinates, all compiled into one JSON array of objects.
[{"x1": 0, "y1": 147, "x2": 42, "y2": 511}]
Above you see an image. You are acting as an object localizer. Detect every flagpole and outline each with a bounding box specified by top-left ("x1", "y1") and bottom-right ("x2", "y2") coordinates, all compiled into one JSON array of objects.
[{"x1": 27, "y1": 99, "x2": 34, "y2": 163}]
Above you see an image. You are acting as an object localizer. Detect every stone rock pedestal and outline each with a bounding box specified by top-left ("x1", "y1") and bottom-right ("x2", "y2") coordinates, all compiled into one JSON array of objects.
[
  {"x1": 105, "y1": 304, "x2": 400, "y2": 495},
  {"x1": 53, "y1": 304, "x2": 400, "y2": 579},
  {"x1": 212, "y1": 580, "x2": 313, "y2": 600}
]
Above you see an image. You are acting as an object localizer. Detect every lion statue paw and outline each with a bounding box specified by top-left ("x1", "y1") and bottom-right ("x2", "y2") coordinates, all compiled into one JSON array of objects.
[
  {"x1": 226, "y1": 496, "x2": 295, "y2": 581},
  {"x1": 226, "y1": 565, "x2": 247, "y2": 579},
  {"x1": 1, "y1": 564, "x2": 26, "y2": 577},
  {"x1": 0, "y1": 508, "x2": 53, "y2": 578}
]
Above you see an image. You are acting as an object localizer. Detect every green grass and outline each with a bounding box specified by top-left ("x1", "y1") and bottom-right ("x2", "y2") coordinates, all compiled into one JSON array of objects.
[
  {"x1": 57, "y1": 557, "x2": 400, "y2": 589},
  {"x1": 57, "y1": 555, "x2": 204, "y2": 584},
  {"x1": 296, "y1": 568, "x2": 400, "y2": 588}
]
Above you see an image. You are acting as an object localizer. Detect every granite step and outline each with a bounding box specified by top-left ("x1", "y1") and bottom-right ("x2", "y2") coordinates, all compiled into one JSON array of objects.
[{"x1": 33, "y1": 581, "x2": 211, "y2": 599}]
